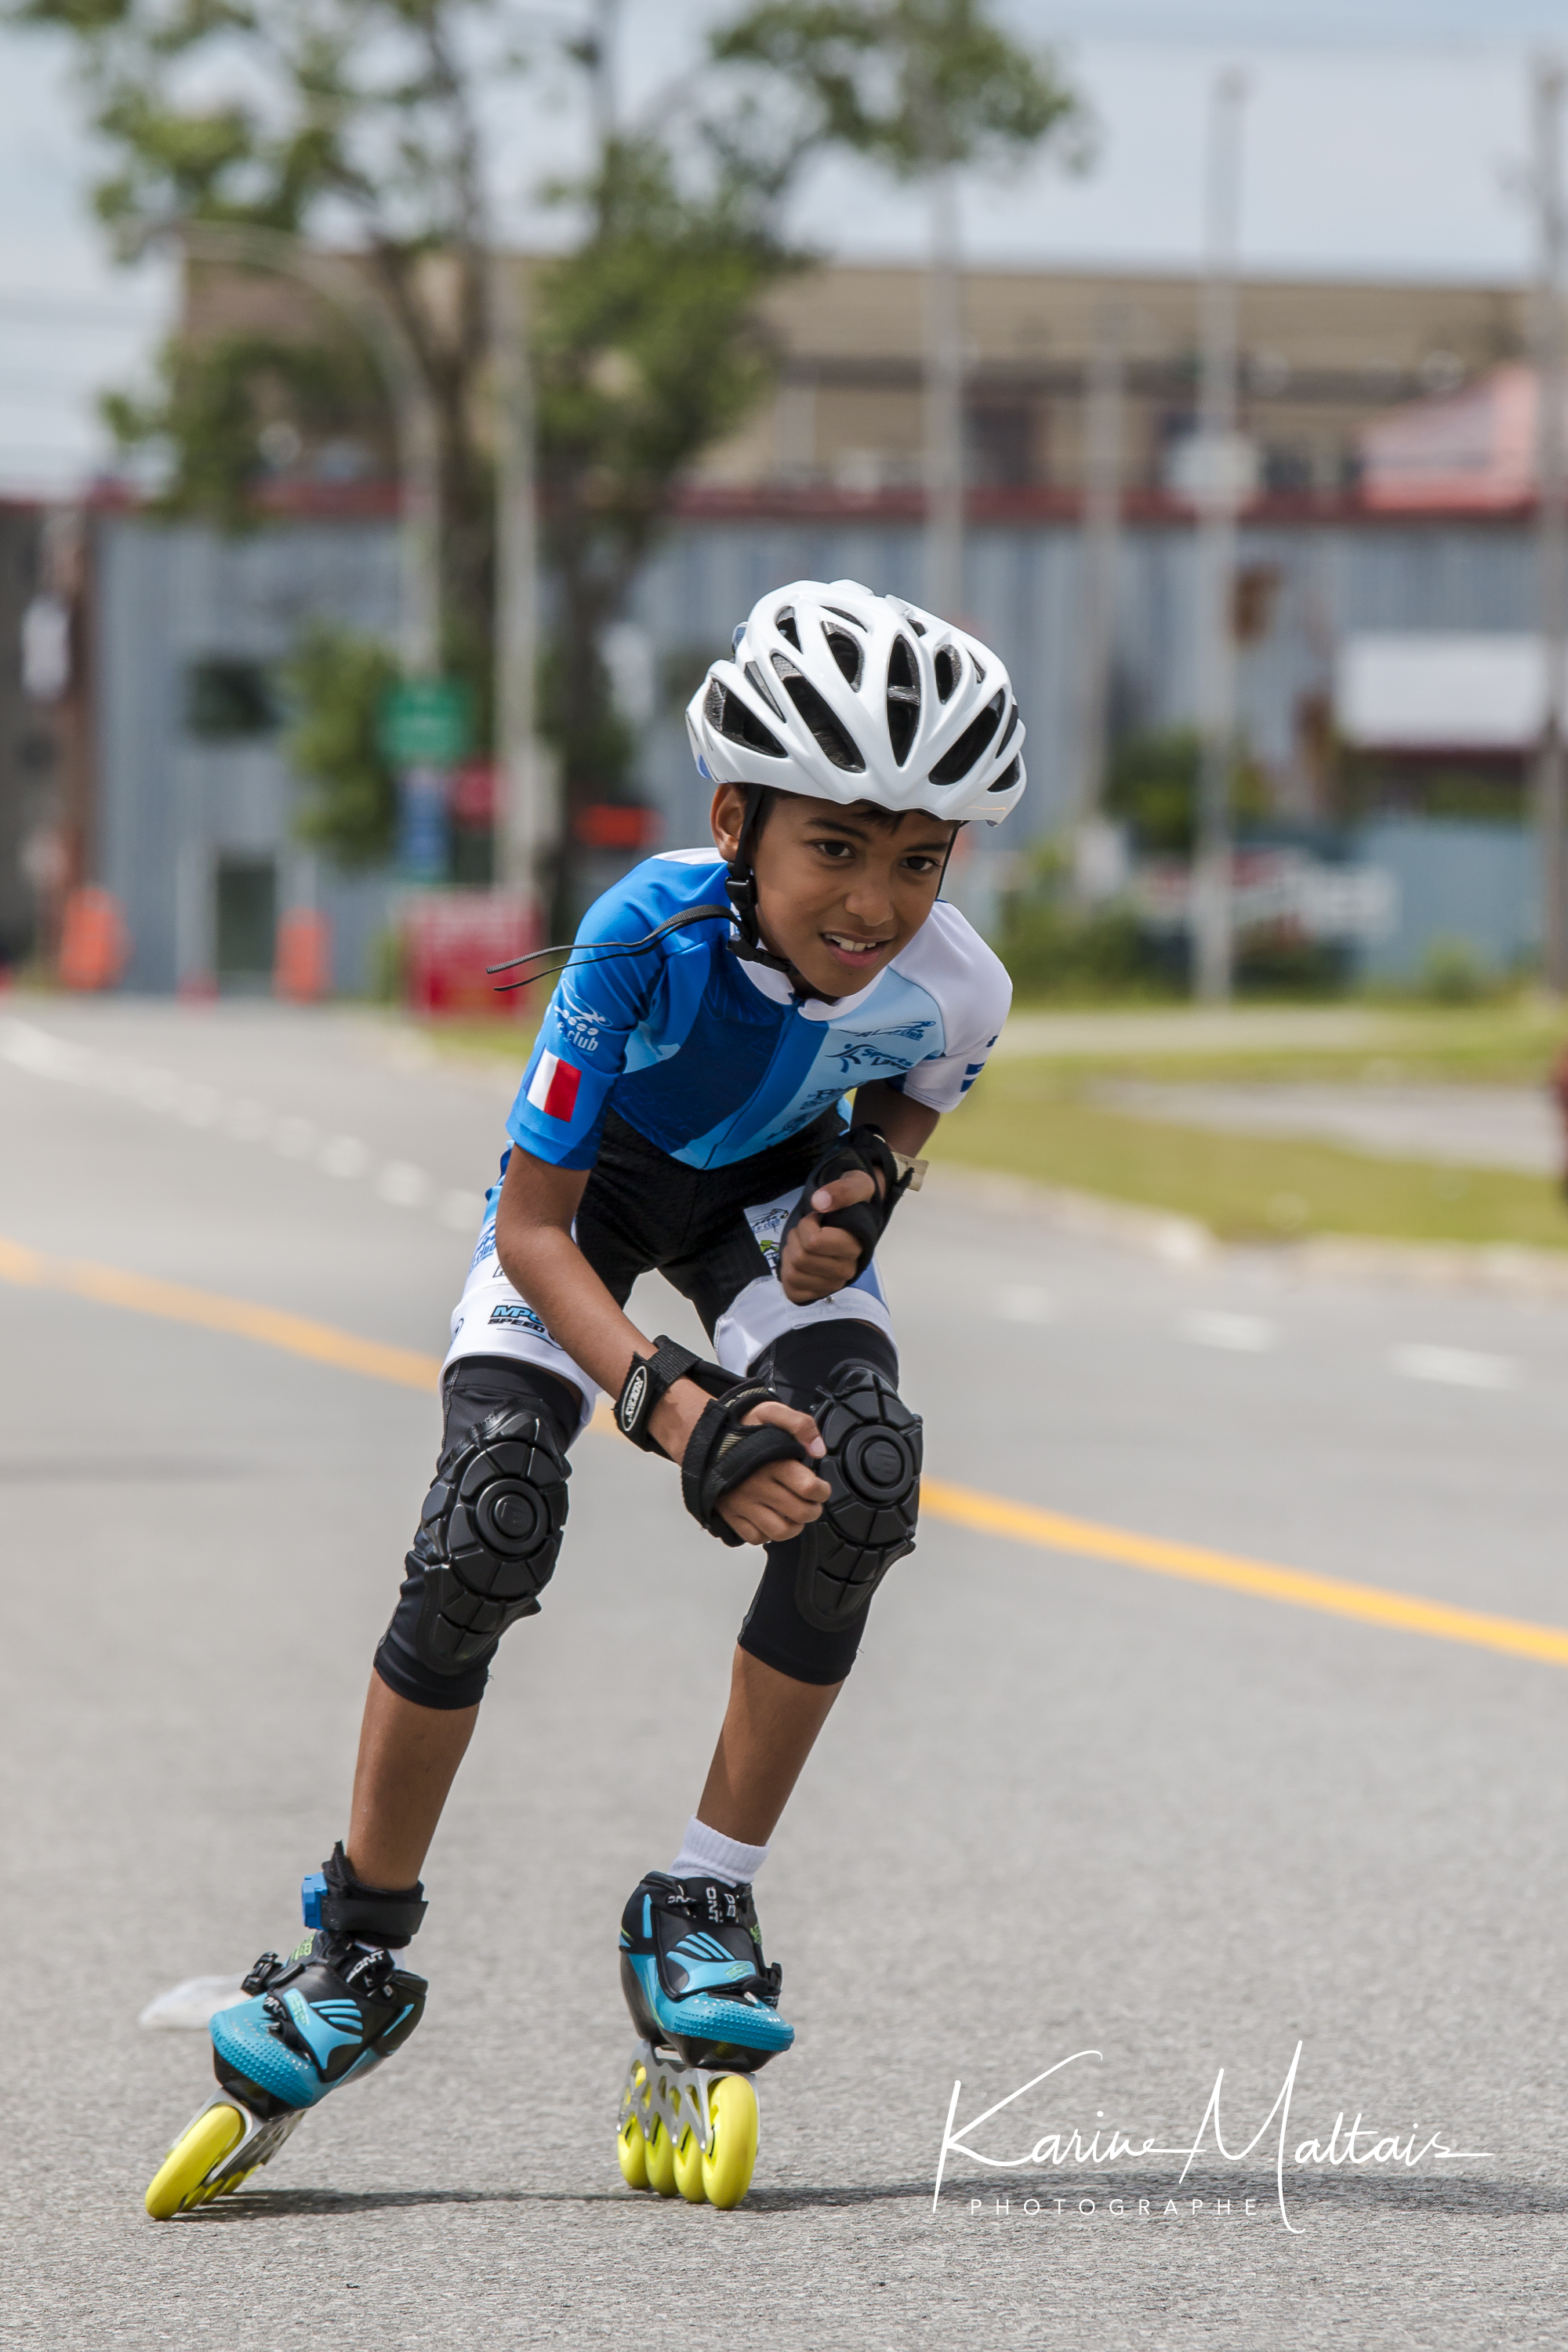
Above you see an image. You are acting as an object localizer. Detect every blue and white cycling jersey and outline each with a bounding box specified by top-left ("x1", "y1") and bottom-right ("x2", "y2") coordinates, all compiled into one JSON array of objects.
[{"x1": 507, "y1": 848, "x2": 1012, "y2": 1173}]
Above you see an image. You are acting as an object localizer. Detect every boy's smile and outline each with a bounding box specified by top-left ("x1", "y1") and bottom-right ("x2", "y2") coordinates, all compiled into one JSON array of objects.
[{"x1": 711, "y1": 784, "x2": 958, "y2": 1000}]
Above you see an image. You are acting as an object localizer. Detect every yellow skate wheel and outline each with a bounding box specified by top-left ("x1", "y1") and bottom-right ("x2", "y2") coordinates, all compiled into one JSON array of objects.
[
  {"x1": 700, "y1": 2075, "x2": 758, "y2": 2210},
  {"x1": 617, "y1": 2114, "x2": 650, "y2": 2190},
  {"x1": 673, "y1": 2117, "x2": 706, "y2": 2204},
  {"x1": 144, "y1": 2104, "x2": 246, "y2": 2220},
  {"x1": 643, "y1": 2114, "x2": 677, "y2": 2198}
]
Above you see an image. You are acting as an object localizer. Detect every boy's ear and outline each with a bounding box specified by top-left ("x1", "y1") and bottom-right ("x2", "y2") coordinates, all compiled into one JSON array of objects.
[{"x1": 710, "y1": 781, "x2": 747, "y2": 861}]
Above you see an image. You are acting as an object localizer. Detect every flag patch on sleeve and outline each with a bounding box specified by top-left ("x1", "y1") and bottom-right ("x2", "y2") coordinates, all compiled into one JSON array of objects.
[{"x1": 526, "y1": 1049, "x2": 581, "y2": 1121}]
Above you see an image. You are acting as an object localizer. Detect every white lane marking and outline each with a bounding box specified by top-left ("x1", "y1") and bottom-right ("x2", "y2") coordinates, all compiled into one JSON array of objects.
[
  {"x1": 0, "y1": 1016, "x2": 93, "y2": 1082},
  {"x1": 2, "y1": 1015, "x2": 488, "y2": 1241},
  {"x1": 272, "y1": 1116, "x2": 317, "y2": 1157},
  {"x1": 994, "y1": 1284, "x2": 1056, "y2": 1323},
  {"x1": 1391, "y1": 1343, "x2": 1519, "y2": 1392},
  {"x1": 137, "y1": 1974, "x2": 249, "y2": 2031},
  {"x1": 224, "y1": 1098, "x2": 268, "y2": 1141},
  {"x1": 176, "y1": 1083, "x2": 222, "y2": 1128},
  {"x1": 320, "y1": 1135, "x2": 369, "y2": 1179},
  {"x1": 377, "y1": 1160, "x2": 431, "y2": 1208},
  {"x1": 1181, "y1": 1309, "x2": 1278, "y2": 1353}
]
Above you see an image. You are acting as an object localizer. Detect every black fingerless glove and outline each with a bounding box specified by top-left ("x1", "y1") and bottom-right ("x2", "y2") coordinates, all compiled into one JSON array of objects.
[
  {"x1": 779, "y1": 1123, "x2": 919, "y2": 1280},
  {"x1": 614, "y1": 1337, "x2": 811, "y2": 1544}
]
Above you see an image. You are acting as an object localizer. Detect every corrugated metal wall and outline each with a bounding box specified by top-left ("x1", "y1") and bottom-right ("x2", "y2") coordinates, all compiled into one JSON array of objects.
[
  {"x1": 95, "y1": 510, "x2": 1542, "y2": 989},
  {"x1": 96, "y1": 516, "x2": 401, "y2": 994}
]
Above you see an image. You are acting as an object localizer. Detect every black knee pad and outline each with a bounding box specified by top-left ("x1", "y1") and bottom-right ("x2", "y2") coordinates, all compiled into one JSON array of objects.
[
  {"x1": 794, "y1": 1362, "x2": 923, "y2": 1633},
  {"x1": 412, "y1": 1402, "x2": 571, "y2": 1676}
]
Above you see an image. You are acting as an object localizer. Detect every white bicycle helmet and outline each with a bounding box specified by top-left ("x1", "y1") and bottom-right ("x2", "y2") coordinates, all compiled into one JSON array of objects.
[{"x1": 686, "y1": 578, "x2": 1026, "y2": 826}]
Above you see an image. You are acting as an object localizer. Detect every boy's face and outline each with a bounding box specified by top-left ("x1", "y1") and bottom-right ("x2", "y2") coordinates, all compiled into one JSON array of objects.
[{"x1": 711, "y1": 783, "x2": 957, "y2": 999}]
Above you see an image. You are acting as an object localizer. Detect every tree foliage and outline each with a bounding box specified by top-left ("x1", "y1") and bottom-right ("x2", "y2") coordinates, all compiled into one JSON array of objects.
[
  {"x1": 19, "y1": 0, "x2": 1081, "y2": 887},
  {"x1": 283, "y1": 623, "x2": 399, "y2": 869},
  {"x1": 711, "y1": 0, "x2": 1083, "y2": 174}
]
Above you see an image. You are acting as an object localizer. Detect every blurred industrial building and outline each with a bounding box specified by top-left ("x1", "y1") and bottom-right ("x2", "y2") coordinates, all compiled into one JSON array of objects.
[{"x1": 0, "y1": 254, "x2": 1556, "y2": 994}]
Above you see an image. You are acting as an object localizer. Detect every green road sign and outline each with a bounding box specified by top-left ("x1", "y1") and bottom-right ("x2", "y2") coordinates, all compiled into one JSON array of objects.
[{"x1": 378, "y1": 677, "x2": 474, "y2": 769}]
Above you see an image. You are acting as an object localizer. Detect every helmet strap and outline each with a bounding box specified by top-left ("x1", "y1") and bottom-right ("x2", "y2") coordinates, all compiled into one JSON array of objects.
[{"x1": 724, "y1": 784, "x2": 820, "y2": 1001}]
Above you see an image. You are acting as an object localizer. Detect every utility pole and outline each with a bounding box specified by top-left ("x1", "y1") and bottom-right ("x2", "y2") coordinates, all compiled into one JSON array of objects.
[
  {"x1": 1191, "y1": 68, "x2": 1247, "y2": 1004},
  {"x1": 1074, "y1": 303, "x2": 1126, "y2": 850},
  {"x1": 1534, "y1": 53, "x2": 1568, "y2": 993},
  {"x1": 925, "y1": 164, "x2": 964, "y2": 621},
  {"x1": 492, "y1": 251, "x2": 547, "y2": 918}
]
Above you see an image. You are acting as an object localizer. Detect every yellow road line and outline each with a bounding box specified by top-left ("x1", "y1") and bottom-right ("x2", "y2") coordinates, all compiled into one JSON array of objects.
[
  {"x1": 4, "y1": 1229, "x2": 1563, "y2": 1670},
  {"x1": 0, "y1": 1234, "x2": 441, "y2": 1392},
  {"x1": 920, "y1": 1476, "x2": 1568, "y2": 1669}
]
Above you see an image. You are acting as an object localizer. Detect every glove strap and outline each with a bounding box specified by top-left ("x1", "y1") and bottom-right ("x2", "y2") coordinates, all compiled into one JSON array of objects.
[
  {"x1": 680, "y1": 1379, "x2": 811, "y2": 1545},
  {"x1": 614, "y1": 1334, "x2": 731, "y2": 1454}
]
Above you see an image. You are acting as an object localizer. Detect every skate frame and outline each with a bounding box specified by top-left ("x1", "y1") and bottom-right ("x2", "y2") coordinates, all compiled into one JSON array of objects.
[
  {"x1": 175, "y1": 2092, "x2": 306, "y2": 2196},
  {"x1": 619, "y1": 2039, "x2": 720, "y2": 2155}
]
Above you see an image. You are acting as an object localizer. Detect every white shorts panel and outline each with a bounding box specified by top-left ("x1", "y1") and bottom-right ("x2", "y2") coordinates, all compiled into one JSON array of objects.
[
  {"x1": 443, "y1": 1215, "x2": 597, "y2": 1438},
  {"x1": 710, "y1": 1183, "x2": 895, "y2": 1375}
]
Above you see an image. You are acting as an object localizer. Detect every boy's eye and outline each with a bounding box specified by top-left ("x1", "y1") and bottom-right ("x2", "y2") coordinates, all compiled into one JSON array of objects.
[{"x1": 813, "y1": 839, "x2": 855, "y2": 860}]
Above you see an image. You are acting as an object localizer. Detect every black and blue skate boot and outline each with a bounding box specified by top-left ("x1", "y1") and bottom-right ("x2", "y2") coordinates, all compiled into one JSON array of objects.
[
  {"x1": 619, "y1": 1871, "x2": 793, "y2": 2070},
  {"x1": 615, "y1": 1872, "x2": 788, "y2": 2209},
  {"x1": 145, "y1": 1845, "x2": 426, "y2": 2219}
]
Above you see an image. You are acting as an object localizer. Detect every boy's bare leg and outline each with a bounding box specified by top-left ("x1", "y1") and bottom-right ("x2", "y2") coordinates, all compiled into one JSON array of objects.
[
  {"x1": 695, "y1": 1647, "x2": 844, "y2": 1848},
  {"x1": 345, "y1": 1675, "x2": 480, "y2": 1888}
]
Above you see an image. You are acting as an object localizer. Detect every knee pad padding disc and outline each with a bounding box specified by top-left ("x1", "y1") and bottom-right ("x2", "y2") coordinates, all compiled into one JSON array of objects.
[
  {"x1": 794, "y1": 1365, "x2": 922, "y2": 1633},
  {"x1": 412, "y1": 1404, "x2": 570, "y2": 1674}
]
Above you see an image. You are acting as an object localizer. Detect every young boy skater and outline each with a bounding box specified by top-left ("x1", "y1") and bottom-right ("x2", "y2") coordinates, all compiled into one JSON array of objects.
[{"x1": 148, "y1": 578, "x2": 1025, "y2": 2214}]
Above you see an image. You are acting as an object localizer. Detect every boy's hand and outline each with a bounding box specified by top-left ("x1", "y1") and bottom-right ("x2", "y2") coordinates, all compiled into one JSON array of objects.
[
  {"x1": 779, "y1": 1170, "x2": 884, "y2": 1304},
  {"x1": 648, "y1": 1385, "x2": 830, "y2": 1546}
]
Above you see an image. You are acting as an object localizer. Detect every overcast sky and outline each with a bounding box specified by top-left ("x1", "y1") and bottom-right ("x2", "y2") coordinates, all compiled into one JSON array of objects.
[{"x1": 0, "y1": 0, "x2": 1560, "y2": 493}]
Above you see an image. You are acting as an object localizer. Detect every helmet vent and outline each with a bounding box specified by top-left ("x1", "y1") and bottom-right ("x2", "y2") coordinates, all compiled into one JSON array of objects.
[
  {"x1": 744, "y1": 659, "x2": 786, "y2": 719},
  {"x1": 707, "y1": 677, "x2": 784, "y2": 759},
  {"x1": 821, "y1": 604, "x2": 867, "y2": 630},
  {"x1": 933, "y1": 646, "x2": 961, "y2": 703},
  {"x1": 775, "y1": 608, "x2": 801, "y2": 651},
  {"x1": 824, "y1": 627, "x2": 863, "y2": 688},
  {"x1": 989, "y1": 756, "x2": 1022, "y2": 794},
  {"x1": 930, "y1": 690, "x2": 1005, "y2": 786},
  {"x1": 886, "y1": 635, "x2": 920, "y2": 764},
  {"x1": 771, "y1": 655, "x2": 866, "y2": 771}
]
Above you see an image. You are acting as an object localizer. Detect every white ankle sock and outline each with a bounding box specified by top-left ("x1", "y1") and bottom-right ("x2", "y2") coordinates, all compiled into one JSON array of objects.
[{"x1": 669, "y1": 1815, "x2": 769, "y2": 1886}]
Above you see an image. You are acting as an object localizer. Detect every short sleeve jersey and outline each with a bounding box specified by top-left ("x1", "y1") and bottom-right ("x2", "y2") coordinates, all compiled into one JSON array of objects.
[{"x1": 506, "y1": 848, "x2": 1012, "y2": 1172}]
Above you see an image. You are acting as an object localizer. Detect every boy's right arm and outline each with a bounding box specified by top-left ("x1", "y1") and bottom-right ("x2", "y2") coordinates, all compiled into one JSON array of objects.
[{"x1": 493, "y1": 1146, "x2": 829, "y2": 1548}]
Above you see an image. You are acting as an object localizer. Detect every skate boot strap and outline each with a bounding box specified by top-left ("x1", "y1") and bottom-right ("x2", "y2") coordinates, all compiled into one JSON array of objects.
[
  {"x1": 645, "y1": 1871, "x2": 760, "y2": 1931},
  {"x1": 304, "y1": 1841, "x2": 426, "y2": 1947}
]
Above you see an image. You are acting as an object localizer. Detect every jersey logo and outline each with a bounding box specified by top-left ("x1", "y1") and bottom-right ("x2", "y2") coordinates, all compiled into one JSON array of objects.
[{"x1": 527, "y1": 1050, "x2": 581, "y2": 1121}]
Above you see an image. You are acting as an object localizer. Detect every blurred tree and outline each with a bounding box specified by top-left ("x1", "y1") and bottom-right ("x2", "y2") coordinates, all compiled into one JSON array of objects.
[
  {"x1": 283, "y1": 624, "x2": 400, "y2": 869},
  {"x1": 1106, "y1": 726, "x2": 1269, "y2": 856},
  {"x1": 711, "y1": 0, "x2": 1082, "y2": 177},
  {"x1": 20, "y1": 0, "x2": 1081, "y2": 909}
]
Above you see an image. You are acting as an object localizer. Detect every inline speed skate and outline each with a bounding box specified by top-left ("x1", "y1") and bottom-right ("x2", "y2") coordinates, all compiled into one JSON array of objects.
[{"x1": 615, "y1": 1871, "x2": 792, "y2": 2210}]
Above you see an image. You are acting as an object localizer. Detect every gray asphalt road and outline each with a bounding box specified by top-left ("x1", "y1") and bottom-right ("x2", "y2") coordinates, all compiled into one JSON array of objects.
[{"x1": 4, "y1": 1000, "x2": 1568, "y2": 2351}]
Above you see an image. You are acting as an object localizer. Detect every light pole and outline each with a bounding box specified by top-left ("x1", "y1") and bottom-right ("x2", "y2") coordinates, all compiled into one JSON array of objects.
[
  {"x1": 1191, "y1": 67, "x2": 1248, "y2": 1004},
  {"x1": 1534, "y1": 54, "x2": 1568, "y2": 993},
  {"x1": 925, "y1": 162, "x2": 965, "y2": 622},
  {"x1": 490, "y1": 251, "x2": 549, "y2": 915},
  {"x1": 1074, "y1": 303, "x2": 1126, "y2": 849}
]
